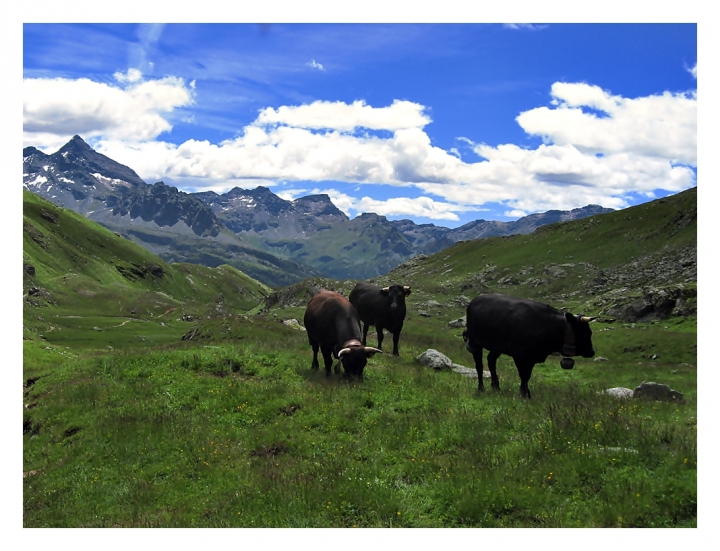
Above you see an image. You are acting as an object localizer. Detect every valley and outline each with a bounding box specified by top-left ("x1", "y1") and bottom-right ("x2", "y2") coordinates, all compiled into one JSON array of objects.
[{"x1": 22, "y1": 183, "x2": 697, "y2": 527}]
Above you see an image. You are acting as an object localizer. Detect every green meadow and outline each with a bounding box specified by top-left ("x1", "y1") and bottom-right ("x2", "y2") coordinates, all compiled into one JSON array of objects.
[{"x1": 23, "y1": 189, "x2": 696, "y2": 527}]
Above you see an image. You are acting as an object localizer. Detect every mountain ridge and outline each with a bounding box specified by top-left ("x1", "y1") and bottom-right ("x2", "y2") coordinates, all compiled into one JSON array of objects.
[{"x1": 24, "y1": 135, "x2": 616, "y2": 283}]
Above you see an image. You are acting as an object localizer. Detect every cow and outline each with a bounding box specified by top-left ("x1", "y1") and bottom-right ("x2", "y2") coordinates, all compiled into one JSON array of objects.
[
  {"x1": 349, "y1": 283, "x2": 411, "y2": 357},
  {"x1": 303, "y1": 290, "x2": 382, "y2": 381},
  {"x1": 463, "y1": 293, "x2": 596, "y2": 398}
]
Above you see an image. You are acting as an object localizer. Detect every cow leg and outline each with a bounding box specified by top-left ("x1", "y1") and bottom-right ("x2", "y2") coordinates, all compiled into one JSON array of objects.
[
  {"x1": 361, "y1": 322, "x2": 369, "y2": 346},
  {"x1": 513, "y1": 359, "x2": 534, "y2": 399},
  {"x1": 321, "y1": 346, "x2": 334, "y2": 377},
  {"x1": 471, "y1": 349, "x2": 485, "y2": 392},
  {"x1": 391, "y1": 330, "x2": 400, "y2": 357},
  {"x1": 310, "y1": 341, "x2": 320, "y2": 370},
  {"x1": 375, "y1": 325, "x2": 384, "y2": 351},
  {"x1": 487, "y1": 350, "x2": 501, "y2": 391}
]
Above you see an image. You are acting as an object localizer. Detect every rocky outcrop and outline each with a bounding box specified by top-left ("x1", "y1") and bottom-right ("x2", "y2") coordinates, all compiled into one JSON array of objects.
[{"x1": 633, "y1": 382, "x2": 685, "y2": 403}]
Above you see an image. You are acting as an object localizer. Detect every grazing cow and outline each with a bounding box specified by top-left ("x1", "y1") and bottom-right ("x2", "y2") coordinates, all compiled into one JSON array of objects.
[
  {"x1": 349, "y1": 283, "x2": 411, "y2": 357},
  {"x1": 303, "y1": 290, "x2": 382, "y2": 381},
  {"x1": 463, "y1": 293, "x2": 596, "y2": 398}
]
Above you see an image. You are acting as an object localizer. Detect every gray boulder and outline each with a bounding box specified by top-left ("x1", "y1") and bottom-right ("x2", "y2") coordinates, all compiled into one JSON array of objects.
[
  {"x1": 448, "y1": 316, "x2": 466, "y2": 328},
  {"x1": 417, "y1": 349, "x2": 454, "y2": 370},
  {"x1": 600, "y1": 387, "x2": 634, "y2": 399},
  {"x1": 633, "y1": 382, "x2": 684, "y2": 402},
  {"x1": 452, "y1": 365, "x2": 491, "y2": 379}
]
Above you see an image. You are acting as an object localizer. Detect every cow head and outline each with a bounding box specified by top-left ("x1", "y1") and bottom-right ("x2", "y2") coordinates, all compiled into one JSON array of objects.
[
  {"x1": 337, "y1": 341, "x2": 382, "y2": 381},
  {"x1": 564, "y1": 313, "x2": 596, "y2": 358},
  {"x1": 380, "y1": 285, "x2": 411, "y2": 311}
]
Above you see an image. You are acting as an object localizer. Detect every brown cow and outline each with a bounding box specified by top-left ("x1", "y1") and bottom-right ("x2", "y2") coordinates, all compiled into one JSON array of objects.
[{"x1": 303, "y1": 290, "x2": 382, "y2": 381}]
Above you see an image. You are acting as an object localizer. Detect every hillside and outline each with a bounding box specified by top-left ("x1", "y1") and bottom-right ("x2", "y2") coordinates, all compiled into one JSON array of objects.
[
  {"x1": 264, "y1": 187, "x2": 697, "y2": 326},
  {"x1": 23, "y1": 189, "x2": 272, "y2": 348}
]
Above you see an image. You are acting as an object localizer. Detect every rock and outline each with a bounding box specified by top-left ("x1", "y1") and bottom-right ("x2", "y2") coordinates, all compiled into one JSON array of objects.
[
  {"x1": 452, "y1": 365, "x2": 491, "y2": 379},
  {"x1": 633, "y1": 382, "x2": 684, "y2": 403},
  {"x1": 282, "y1": 319, "x2": 306, "y2": 331},
  {"x1": 594, "y1": 356, "x2": 609, "y2": 362},
  {"x1": 598, "y1": 446, "x2": 638, "y2": 454},
  {"x1": 24, "y1": 263, "x2": 36, "y2": 276},
  {"x1": 417, "y1": 349, "x2": 454, "y2": 370},
  {"x1": 418, "y1": 311, "x2": 431, "y2": 318},
  {"x1": 448, "y1": 316, "x2": 466, "y2": 328},
  {"x1": 600, "y1": 387, "x2": 634, "y2": 399}
]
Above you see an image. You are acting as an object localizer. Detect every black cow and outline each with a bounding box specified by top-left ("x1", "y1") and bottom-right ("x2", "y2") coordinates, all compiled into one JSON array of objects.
[
  {"x1": 349, "y1": 283, "x2": 411, "y2": 357},
  {"x1": 303, "y1": 290, "x2": 382, "y2": 381},
  {"x1": 463, "y1": 293, "x2": 596, "y2": 398}
]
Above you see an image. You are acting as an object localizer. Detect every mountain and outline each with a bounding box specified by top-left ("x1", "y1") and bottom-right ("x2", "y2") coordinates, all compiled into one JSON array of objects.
[
  {"x1": 192, "y1": 187, "x2": 614, "y2": 279},
  {"x1": 23, "y1": 137, "x2": 321, "y2": 287},
  {"x1": 24, "y1": 136, "x2": 614, "y2": 283},
  {"x1": 23, "y1": 189, "x2": 272, "y2": 338}
]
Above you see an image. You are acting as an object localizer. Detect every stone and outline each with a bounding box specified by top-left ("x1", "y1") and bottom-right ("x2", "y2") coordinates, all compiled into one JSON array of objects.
[
  {"x1": 594, "y1": 356, "x2": 609, "y2": 362},
  {"x1": 448, "y1": 316, "x2": 466, "y2": 328},
  {"x1": 600, "y1": 387, "x2": 634, "y2": 399},
  {"x1": 282, "y1": 319, "x2": 306, "y2": 331},
  {"x1": 633, "y1": 382, "x2": 684, "y2": 403},
  {"x1": 417, "y1": 349, "x2": 454, "y2": 371},
  {"x1": 452, "y1": 365, "x2": 491, "y2": 379}
]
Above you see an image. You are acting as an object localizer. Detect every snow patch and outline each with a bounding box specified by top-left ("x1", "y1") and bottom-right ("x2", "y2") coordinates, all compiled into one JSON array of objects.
[{"x1": 25, "y1": 175, "x2": 48, "y2": 187}]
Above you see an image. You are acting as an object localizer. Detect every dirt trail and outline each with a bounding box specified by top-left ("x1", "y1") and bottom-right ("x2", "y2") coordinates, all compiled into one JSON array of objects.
[{"x1": 157, "y1": 307, "x2": 177, "y2": 318}]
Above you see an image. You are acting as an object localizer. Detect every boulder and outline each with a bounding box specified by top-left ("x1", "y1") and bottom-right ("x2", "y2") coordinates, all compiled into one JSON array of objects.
[
  {"x1": 448, "y1": 316, "x2": 466, "y2": 328},
  {"x1": 452, "y1": 365, "x2": 491, "y2": 379},
  {"x1": 600, "y1": 387, "x2": 634, "y2": 399},
  {"x1": 417, "y1": 349, "x2": 454, "y2": 371},
  {"x1": 282, "y1": 319, "x2": 306, "y2": 331},
  {"x1": 633, "y1": 382, "x2": 685, "y2": 403}
]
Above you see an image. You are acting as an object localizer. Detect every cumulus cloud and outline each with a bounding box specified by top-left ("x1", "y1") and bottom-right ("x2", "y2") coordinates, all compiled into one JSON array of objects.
[
  {"x1": 688, "y1": 62, "x2": 697, "y2": 79},
  {"x1": 24, "y1": 74, "x2": 696, "y2": 219},
  {"x1": 285, "y1": 188, "x2": 477, "y2": 221},
  {"x1": 253, "y1": 99, "x2": 431, "y2": 132},
  {"x1": 23, "y1": 73, "x2": 194, "y2": 147},
  {"x1": 516, "y1": 82, "x2": 697, "y2": 165}
]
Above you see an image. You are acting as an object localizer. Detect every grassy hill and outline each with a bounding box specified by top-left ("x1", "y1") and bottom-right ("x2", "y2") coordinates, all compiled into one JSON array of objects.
[
  {"x1": 23, "y1": 187, "x2": 696, "y2": 528},
  {"x1": 23, "y1": 189, "x2": 272, "y2": 350}
]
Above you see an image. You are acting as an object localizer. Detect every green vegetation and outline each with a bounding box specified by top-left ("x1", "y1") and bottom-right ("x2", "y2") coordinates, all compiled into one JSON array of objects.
[{"x1": 23, "y1": 188, "x2": 696, "y2": 527}]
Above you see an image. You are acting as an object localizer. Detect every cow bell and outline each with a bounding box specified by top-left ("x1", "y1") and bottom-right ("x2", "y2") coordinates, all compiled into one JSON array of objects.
[{"x1": 560, "y1": 357, "x2": 575, "y2": 370}]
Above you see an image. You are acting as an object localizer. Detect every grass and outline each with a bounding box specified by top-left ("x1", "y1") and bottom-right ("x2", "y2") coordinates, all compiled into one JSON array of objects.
[
  {"x1": 23, "y1": 313, "x2": 696, "y2": 528},
  {"x1": 22, "y1": 186, "x2": 697, "y2": 529}
]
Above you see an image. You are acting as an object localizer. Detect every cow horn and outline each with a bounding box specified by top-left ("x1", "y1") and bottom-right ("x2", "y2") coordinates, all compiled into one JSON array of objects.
[
  {"x1": 364, "y1": 347, "x2": 382, "y2": 354},
  {"x1": 580, "y1": 316, "x2": 597, "y2": 322},
  {"x1": 381, "y1": 287, "x2": 390, "y2": 292},
  {"x1": 403, "y1": 286, "x2": 411, "y2": 291},
  {"x1": 338, "y1": 347, "x2": 352, "y2": 358}
]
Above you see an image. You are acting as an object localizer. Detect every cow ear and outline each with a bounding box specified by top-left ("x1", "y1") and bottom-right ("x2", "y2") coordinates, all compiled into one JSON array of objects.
[
  {"x1": 380, "y1": 288, "x2": 390, "y2": 296},
  {"x1": 565, "y1": 312, "x2": 576, "y2": 324}
]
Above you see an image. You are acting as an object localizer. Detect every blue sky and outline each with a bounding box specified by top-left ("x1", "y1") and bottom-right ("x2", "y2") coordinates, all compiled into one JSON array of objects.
[{"x1": 23, "y1": 21, "x2": 696, "y2": 228}]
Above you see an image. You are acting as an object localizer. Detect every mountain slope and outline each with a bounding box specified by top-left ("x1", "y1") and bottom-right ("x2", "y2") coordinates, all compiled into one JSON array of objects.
[
  {"x1": 23, "y1": 137, "x2": 320, "y2": 287},
  {"x1": 377, "y1": 187, "x2": 697, "y2": 321},
  {"x1": 23, "y1": 189, "x2": 273, "y2": 344}
]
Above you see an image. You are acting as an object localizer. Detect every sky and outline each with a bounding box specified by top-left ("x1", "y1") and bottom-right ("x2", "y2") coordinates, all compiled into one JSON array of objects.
[{"x1": 22, "y1": 20, "x2": 697, "y2": 228}]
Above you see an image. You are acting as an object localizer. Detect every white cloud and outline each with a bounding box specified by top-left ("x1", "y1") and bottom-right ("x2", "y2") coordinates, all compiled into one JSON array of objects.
[
  {"x1": 307, "y1": 59, "x2": 325, "y2": 71},
  {"x1": 23, "y1": 74, "x2": 195, "y2": 148},
  {"x1": 114, "y1": 68, "x2": 143, "y2": 83},
  {"x1": 24, "y1": 75, "x2": 696, "y2": 219},
  {"x1": 293, "y1": 188, "x2": 477, "y2": 221},
  {"x1": 503, "y1": 24, "x2": 549, "y2": 31},
  {"x1": 253, "y1": 99, "x2": 431, "y2": 132},
  {"x1": 688, "y1": 62, "x2": 697, "y2": 79},
  {"x1": 516, "y1": 82, "x2": 697, "y2": 165}
]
